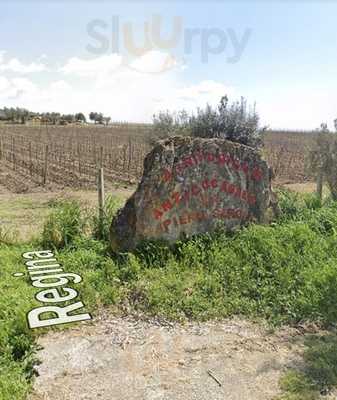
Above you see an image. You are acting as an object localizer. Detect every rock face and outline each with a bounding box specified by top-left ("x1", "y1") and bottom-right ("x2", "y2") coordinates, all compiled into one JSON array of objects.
[{"x1": 110, "y1": 136, "x2": 271, "y2": 251}]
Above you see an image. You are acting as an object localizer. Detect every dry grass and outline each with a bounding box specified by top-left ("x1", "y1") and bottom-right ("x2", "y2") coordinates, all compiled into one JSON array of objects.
[{"x1": 0, "y1": 187, "x2": 134, "y2": 241}]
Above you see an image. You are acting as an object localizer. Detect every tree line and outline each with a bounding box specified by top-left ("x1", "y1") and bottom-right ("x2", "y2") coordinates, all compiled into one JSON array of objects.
[{"x1": 0, "y1": 107, "x2": 111, "y2": 125}]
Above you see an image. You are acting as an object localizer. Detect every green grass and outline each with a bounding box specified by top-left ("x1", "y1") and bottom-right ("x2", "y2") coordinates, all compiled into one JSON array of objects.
[
  {"x1": 0, "y1": 245, "x2": 40, "y2": 400},
  {"x1": 276, "y1": 334, "x2": 337, "y2": 400},
  {"x1": 2, "y1": 191, "x2": 337, "y2": 399}
]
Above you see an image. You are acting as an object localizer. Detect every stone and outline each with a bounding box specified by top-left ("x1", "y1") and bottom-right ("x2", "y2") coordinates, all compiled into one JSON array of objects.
[{"x1": 110, "y1": 136, "x2": 271, "y2": 251}]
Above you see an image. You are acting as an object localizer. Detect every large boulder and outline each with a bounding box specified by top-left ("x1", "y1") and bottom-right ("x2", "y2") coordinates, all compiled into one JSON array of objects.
[{"x1": 110, "y1": 136, "x2": 271, "y2": 251}]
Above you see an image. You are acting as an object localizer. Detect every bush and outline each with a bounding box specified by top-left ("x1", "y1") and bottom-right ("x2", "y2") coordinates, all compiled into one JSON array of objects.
[
  {"x1": 41, "y1": 200, "x2": 85, "y2": 249},
  {"x1": 153, "y1": 95, "x2": 266, "y2": 148},
  {"x1": 91, "y1": 195, "x2": 122, "y2": 242},
  {"x1": 308, "y1": 128, "x2": 337, "y2": 200},
  {"x1": 277, "y1": 189, "x2": 303, "y2": 221},
  {"x1": 303, "y1": 194, "x2": 323, "y2": 210}
]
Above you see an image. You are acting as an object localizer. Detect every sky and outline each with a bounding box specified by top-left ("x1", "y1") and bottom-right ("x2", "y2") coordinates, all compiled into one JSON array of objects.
[{"x1": 0, "y1": 0, "x2": 336, "y2": 129}]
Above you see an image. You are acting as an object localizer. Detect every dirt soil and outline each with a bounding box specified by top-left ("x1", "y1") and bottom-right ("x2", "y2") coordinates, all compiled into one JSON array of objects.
[{"x1": 29, "y1": 314, "x2": 309, "y2": 400}]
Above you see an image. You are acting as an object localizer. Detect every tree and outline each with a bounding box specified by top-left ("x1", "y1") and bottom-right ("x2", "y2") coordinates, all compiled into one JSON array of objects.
[
  {"x1": 103, "y1": 116, "x2": 111, "y2": 126},
  {"x1": 89, "y1": 112, "x2": 104, "y2": 124},
  {"x1": 89, "y1": 112, "x2": 99, "y2": 123},
  {"x1": 0, "y1": 109, "x2": 6, "y2": 120},
  {"x1": 152, "y1": 95, "x2": 266, "y2": 148},
  {"x1": 4, "y1": 107, "x2": 16, "y2": 123},
  {"x1": 75, "y1": 113, "x2": 86, "y2": 123},
  {"x1": 95, "y1": 113, "x2": 104, "y2": 124},
  {"x1": 153, "y1": 110, "x2": 191, "y2": 139},
  {"x1": 309, "y1": 123, "x2": 337, "y2": 200},
  {"x1": 89, "y1": 112, "x2": 96, "y2": 123},
  {"x1": 15, "y1": 107, "x2": 30, "y2": 124},
  {"x1": 153, "y1": 111, "x2": 175, "y2": 138},
  {"x1": 50, "y1": 112, "x2": 61, "y2": 125},
  {"x1": 62, "y1": 114, "x2": 75, "y2": 123}
]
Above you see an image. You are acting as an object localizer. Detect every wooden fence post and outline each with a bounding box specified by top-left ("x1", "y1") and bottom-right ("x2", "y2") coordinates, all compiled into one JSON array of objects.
[
  {"x1": 316, "y1": 170, "x2": 323, "y2": 200},
  {"x1": 100, "y1": 146, "x2": 104, "y2": 169},
  {"x1": 12, "y1": 137, "x2": 15, "y2": 170},
  {"x1": 29, "y1": 142, "x2": 32, "y2": 176},
  {"x1": 43, "y1": 145, "x2": 49, "y2": 185},
  {"x1": 128, "y1": 137, "x2": 132, "y2": 175},
  {"x1": 97, "y1": 167, "x2": 105, "y2": 239},
  {"x1": 78, "y1": 143, "x2": 82, "y2": 175},
  {"x1": 123, "y1": 144, "x2": 127, "y2": 171}
]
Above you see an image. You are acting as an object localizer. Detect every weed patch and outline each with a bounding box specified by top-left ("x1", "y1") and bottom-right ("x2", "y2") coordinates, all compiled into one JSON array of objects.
[{"x1": 41, "y1": 201, "x2": 87, "y2": 249}]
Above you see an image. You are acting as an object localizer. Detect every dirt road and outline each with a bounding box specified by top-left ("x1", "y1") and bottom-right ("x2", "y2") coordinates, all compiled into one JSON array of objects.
[{"x1": 29, "y1": 315, "x2": 305, "y2": 400}]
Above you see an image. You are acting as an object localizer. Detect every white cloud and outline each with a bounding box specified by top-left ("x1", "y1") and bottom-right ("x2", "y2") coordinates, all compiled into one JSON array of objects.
[
  {"x1": 0, "y1": 52, "x2": 46, "y2": 73},
  {"x1": 11, "y1": 78, "x2": 38, "y2": 93},
  {"x1": 252, "y1": 84, "x2": 337, "y2": 130},
  {"x1": 128, "y1": 50, "x2": 179, "y2": 74},
  {"x1": 0, "y1": 51, "x2": 5, "y2": 64},
  {"x1": 0, "y1": 77, "x2": 39, "y2": 101},
  {"x1": 0, "y1": 64, "x2": 231, "y2": 123},
  {"x1": 53, "y1": 52, "x2": 205, "y2": 120},
  {"x1": 177, "y1": 80, "x2": 234, "y2": 101},
  {"x1": 152, "y1": 80, "x2": 235, "y2": 115},
  {"x1": 3, "y1": 52, "x2": 336, "y2": 130},
  {"x1": 0, "y1": 76, "x2": 10, "y2": 92},
  {"x1": 60, "y1": 54, "x2": 122, "y2": 77},
  {"x1": 49, "y1": 80, "x2": 72, "y2": 92},
  {"x1": 60, "y1": 51, "x2": 181, "y2": 77}
]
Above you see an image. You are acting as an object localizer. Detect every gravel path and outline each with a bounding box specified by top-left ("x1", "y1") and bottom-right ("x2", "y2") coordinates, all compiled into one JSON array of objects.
[{"x1": 29, "y1": 314, "x2": 306, "y2": 400}]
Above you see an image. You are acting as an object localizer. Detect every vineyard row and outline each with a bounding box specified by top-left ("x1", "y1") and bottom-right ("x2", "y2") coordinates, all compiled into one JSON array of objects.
[{"x1": 0, "y1": 133, "x2": 151, "y2": 187}]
